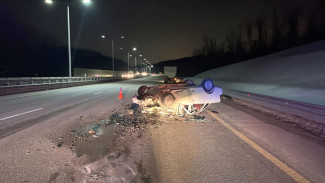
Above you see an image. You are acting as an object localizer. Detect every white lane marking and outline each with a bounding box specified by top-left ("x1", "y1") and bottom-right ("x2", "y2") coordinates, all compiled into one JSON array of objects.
[
  {"x1": 207, "y1": 111, "x2": 310, "y2": 183},
  {"x1": 93, "y1": 92, "x2": 103, "y2": 95},
  {"x1": 0, "y1": 108, "x2": 44, "y2": 121},
  {"x1": 0, "y1": 90, "x2": 60, "y2": 101}
]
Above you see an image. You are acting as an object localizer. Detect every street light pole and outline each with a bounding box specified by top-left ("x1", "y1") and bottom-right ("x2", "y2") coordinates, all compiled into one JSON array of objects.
[
  {"x1": 45, "y1": 0, "x2": 91, "y2": 77},
  {"x1": 67, "y1": 5, "x2": 72, "y2": 77},
  {"x1": 112, "y1": 40, "x2": 114, "y2": 77},
  {"x1": 135, "y1": 57, "x2": 137, "y2": 72},
  {"x1": 139, "y1": 54, "x2": 143, "y2": 72},
  {"x1": 132, "y1": 47, "x2": 137, "y2": 73},
  {"x1": 101, "y1": 35, "x2": 114, "y2": 77},
  {"x1": 127, "y1": 51, "x2": 130, "y2": 72}
]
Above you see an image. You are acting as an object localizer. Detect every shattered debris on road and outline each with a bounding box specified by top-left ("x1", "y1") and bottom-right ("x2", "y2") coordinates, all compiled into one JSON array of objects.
[{"x1": 52, "y1": 98, "x2": 209, "y2": 182}]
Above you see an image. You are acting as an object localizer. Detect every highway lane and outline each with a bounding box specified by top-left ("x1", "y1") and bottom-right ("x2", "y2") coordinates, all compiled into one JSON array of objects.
[
  {"x1": 0, "y1": 78, "x2": 159, "y2": 139},
  {"x1": 0, "y1": 76, "x2": 324, "y2": 182},
  {"x1": 148, "y1": 113, "x2": 297, "y2": 183}
]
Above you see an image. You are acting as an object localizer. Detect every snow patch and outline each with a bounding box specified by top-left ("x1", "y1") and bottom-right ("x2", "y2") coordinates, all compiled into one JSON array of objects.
[{"x1": 192, "y1": 40, "x2": 325, "y2": 106}]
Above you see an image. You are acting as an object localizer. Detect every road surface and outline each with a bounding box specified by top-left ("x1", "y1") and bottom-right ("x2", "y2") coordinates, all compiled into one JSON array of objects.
[{"x1": 0, "y1": 76, "x2": 324, "y2": 183}]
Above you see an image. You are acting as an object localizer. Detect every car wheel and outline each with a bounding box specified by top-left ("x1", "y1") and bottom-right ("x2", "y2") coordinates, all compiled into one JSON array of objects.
[
  {"x1": 138, "y1": 85, "x2": 148, "y2": 96},
  {"x1": 160, "y1": 92, "x2": 175, "y2": 108},
  {"x1": 184, "y1": 79, "x2": 194, "y2": 86},
  {"x1": 201, "y1": 79, "x2": 214, "y2": 94}
]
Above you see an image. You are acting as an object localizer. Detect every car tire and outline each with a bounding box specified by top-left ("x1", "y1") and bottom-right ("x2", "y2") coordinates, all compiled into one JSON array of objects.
[
  {"x1": 138, "y1": 85, "x2": 148, "y2": 96},
  {"x1": 160, "y1": 92, "x2": 175, "y2": 108},
  {"x1": 201, "y1": 79, "x2": 214, "y2": 94},
  {"x1": 184, "y1": 79, "x2": 194, "y2": 86}
]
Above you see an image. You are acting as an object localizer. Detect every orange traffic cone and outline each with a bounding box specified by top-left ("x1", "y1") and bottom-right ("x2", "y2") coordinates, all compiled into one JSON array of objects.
[{"x1": 118, "y1": 87, "x2": 123, "y2": 99}]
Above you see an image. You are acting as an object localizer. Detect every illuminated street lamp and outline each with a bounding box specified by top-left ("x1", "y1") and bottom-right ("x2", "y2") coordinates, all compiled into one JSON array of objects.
[
  {"x1": 149, "y1": 64, "x2": 153, "y2": 73},
  {"x1": 128, "y1": 53, "x2": 134, "y2": 72},
  {"x1": 115, "y1": 35, "x2": 130, "y2": 72},
  {"x1": 101, "y1": 34, "x2": 126, "y2": 77},
  {"x1": 45, "y1": 0, "x2": 53, "y2": 4},
  {"x1": 101, "y1": 34, "x2": 115, "y2": 77},
  {"x1": 132, "y1": 47, "x2": 137, "y2": 72},
  {"x1": 139, "y1": 55, "x2": 143, "y2": 71},
  {"x1": 45, "y1": 0, "x2": 91, "y2": 77}
]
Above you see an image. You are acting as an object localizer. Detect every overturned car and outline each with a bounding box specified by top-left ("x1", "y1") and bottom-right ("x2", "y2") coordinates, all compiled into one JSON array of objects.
[{"x1": 137, "y1": 79, "x2": 223, "y2": 116}]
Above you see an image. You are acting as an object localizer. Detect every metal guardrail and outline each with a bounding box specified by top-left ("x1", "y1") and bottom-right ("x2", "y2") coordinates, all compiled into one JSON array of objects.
[
  {"x1": 0, "y1": 77, "x2": 121, "y2": 96},
  {"x1": 0, "y1": 77, "x2": 112, "y2": 87}
]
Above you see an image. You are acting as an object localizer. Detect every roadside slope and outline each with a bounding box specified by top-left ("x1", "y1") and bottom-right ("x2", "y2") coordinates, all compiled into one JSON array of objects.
[{"x1": 192, "y1": 40, "x2": 325, "y2": 106}]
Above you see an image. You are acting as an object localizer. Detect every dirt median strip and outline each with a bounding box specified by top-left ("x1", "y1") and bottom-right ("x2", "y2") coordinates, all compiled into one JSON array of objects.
[
  {"x1": 207, "y1": 110, "x2": 310, "y2": 183},
  {"x1": 51, "y1": 102, "x2": 163, "y2": 182}
]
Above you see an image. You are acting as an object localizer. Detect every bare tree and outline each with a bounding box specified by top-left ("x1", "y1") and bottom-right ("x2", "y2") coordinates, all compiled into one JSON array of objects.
[
  {"x1": 203, "y1": 36, "x2": 217, "y2": 55},
  {"x1": 226, "y1": 32, "x2": 236, "y2": 53},
  {"x1": 272, "y1": 6, "x2": 281, "y2": 48},
  {"x1": 246, "y1": 23, "x2": 252, "y2": 50},
  {"x1": 235, "y1": 28, "x2": 244, "y2": 54},
  {"x1": 286, "y1": 14, "x2": 299, "y2": 46},
  {"x1": 256, "y1": 18, "x2": 266, "y2": 49},
  {"x1": 218, "y1": 41, "x2": 226, "y2": 53}
]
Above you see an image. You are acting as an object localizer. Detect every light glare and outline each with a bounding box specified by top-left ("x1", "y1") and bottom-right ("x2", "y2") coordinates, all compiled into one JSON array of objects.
[
  {"x1": 45, "y1": 0, "x2": 53, "y2": 4},
  {"x1": 82, "y1": 0, "x2": 91, "y2": 4},
  {"x1": 133, "y1": 47, "x2": 137, "y2": 51}
]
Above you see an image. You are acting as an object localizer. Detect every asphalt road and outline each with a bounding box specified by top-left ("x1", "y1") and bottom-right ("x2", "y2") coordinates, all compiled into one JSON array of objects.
[
  {"x1": 0, "y1": 76, "x2": 324, "y2": 183},
  {"x1": 0, "y1": 77, "x2": 160, "y2": 139}
]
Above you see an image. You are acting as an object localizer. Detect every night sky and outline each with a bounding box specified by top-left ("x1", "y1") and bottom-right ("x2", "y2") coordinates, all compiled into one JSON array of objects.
[{"x1": 1, "y1": 0, "x2": 321, "y2": 63}]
